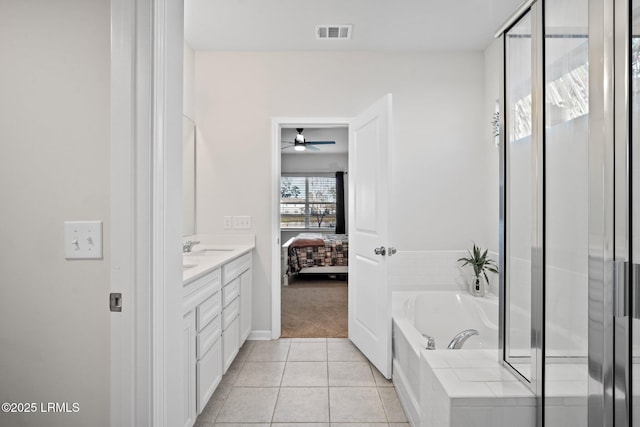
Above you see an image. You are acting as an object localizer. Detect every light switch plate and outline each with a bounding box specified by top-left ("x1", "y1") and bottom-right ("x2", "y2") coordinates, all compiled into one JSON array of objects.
[
  {"x1": 224, "y1": 216, "x2": 233, "y2": 230},
  {"x1": 233, "y1": 215, "x2": 251, "y2": 229},
  {"x1": 64, "y1": 221, "x2": 103, "y2": 259}
]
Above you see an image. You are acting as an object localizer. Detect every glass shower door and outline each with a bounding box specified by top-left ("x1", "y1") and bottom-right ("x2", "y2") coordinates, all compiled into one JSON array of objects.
[
  {"x1": 632, "y1": 2, "x2": 640, "y2": 425},
  {"x1": 543, "y1": 0, "x2": 589, "y2": 424},
  {"x1": 505, "y1": 10, "x2": 534, "y2": 383}
]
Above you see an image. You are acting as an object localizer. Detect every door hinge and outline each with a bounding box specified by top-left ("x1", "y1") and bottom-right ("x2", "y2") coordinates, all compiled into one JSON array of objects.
[{"x1": 110, "y1": 293, "x2": 122, "y2": 312}]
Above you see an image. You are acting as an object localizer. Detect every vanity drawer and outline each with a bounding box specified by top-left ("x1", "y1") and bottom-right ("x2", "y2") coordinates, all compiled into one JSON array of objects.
[
  {"x1": 222, "y1": 297, "x2": 240, "y2": 330},
  {"x1": 222, "y1": 278, "x2": 240, "y2": 307},
  {"x1": 184, "y1": 268, "x2": 221, "y2": 314},
  {"x1": 197, "y1": 314, "x2": 221, "y2": 360},
  {"x1": 222, "y1": 253, "x2": 251, "y2": 285},
  {"x1": 196, "y1": 291, "x2": 221, "y2": 332}
]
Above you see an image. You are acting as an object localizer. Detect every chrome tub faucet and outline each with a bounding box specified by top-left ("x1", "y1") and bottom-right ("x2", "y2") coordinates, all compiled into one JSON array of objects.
[{"x1": 447, "y1": 329, "x2": 479, "y2": 349}]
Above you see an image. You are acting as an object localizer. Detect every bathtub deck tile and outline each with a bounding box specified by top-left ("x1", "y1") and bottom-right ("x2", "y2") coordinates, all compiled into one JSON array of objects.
[
  {"x1": 485, "y1": 382, "x2": 535, "y2": 399},
  {"x1": 445, "y1": 353, "x2": 502, "y2": 369},
  {"x1": 434, "y1": 370, "x2": 495, "y2": 399},
  {"x1": 453, "y1": 367, "x2": 521, "y2": 383},
  {"x1": 421, "y1": 350, "x2": 452, "y2": 369}
]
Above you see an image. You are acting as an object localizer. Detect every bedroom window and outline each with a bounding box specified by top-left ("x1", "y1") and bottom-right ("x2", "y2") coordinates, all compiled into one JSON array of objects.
[{"x1": 280, "y1": 176, "x2": 337, "y2": 229}]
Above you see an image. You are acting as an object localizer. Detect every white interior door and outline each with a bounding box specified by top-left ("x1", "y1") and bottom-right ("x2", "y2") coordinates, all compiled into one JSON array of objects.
[{"x1": 348, "y1": 94, "x2": 393, "y2": 378}]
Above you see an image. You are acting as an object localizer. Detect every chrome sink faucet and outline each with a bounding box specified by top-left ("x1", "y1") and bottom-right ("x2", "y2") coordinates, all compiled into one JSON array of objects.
[{"x1": 182, "y1": 240, "x2": 200, "y2": 253}]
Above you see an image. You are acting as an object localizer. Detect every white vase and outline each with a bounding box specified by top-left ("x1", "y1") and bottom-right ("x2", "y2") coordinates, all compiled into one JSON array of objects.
[{"x1": 470, "y1": 275, "x2": 486, "y2": 297}]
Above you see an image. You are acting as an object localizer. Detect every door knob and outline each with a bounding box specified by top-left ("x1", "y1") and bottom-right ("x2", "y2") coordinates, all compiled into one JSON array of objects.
[{"x1": 374, "y1": 246, "x2": 386, "y2": 256}]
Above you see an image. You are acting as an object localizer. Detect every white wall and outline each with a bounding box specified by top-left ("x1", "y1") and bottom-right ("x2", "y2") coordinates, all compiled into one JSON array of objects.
[
  {"x1": 484, "y1": 39, "x2": 501, "y2": 254},
  {"x1": 281, "y1": 153, "x2": 348, "y2": 174},
  {"x1": 184, "y1": 41, "x2": 195, "y2": 120},
  {"x1": 0, "y1": 2, "x2": 110, "y2": 427},
  {"x1": 195, "y1": 51, "x2": 498, "y2": 332}
]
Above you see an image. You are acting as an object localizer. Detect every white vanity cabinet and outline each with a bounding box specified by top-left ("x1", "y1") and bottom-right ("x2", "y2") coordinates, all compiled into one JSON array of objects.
[
  {"x1": 182, "y1": 310, "x2": 197, "y2": 427},
  {"x1": 239, "y1": 268, "x2": 252, "y2": 343},
  {"x1": 183, "y1": 268, "x2": 222, "y2": 424},
  {"x1": 182, "y1": 247, "x2": 253, "y2": 427},
  {"x1": 221, "y1": 252, "x2": 252, "y2": 372}
]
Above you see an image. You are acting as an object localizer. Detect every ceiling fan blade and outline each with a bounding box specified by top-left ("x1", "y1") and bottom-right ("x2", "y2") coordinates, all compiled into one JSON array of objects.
[
  {"x1": 281, "y1": 145, "x2": 295, "y2": 150},
  {"x1": 306, "y1": 145, "x2": 320, "y2": 151},
  {"x1": 306, "y1": 141, "x2": 336, "y2": 145}
]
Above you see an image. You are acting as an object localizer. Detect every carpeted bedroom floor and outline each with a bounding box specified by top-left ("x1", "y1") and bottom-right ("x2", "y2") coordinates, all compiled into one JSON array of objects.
[{"x1": 281, "y1": 275, "x2": 348, "y2": 338}]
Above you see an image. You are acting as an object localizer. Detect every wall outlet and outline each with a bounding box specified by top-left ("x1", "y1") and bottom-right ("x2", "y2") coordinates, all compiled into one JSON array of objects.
[
  {"x1": 223, "y1": 216, "x2": 233, "y2": 230},
  {"x1": 233, "y1": 215, "x2": 251, "y2": 229},
  {"x1": 64, "y1": 221, "x2": 103, "y2": 259}
]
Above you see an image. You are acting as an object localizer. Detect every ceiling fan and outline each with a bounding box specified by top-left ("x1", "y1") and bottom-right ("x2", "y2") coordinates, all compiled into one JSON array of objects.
[{"x1": 281, "y1": 128, "x2": 336, "y2": 152}]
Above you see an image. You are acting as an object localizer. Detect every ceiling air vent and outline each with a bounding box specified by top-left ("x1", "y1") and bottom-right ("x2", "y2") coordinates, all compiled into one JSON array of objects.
[{"x1": 316, "y1": 25, "x2": 352, "y2": 40}]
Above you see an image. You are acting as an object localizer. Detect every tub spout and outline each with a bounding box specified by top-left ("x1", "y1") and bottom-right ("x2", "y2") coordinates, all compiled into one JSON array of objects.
[{"x1": 447, "y1": 329, "x2": 479, "y2": 349}]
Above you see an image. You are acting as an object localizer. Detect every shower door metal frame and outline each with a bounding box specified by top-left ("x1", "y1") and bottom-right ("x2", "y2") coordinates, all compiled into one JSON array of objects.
[
  {"x1": 613, "y1": 0, "x2": 631, "y2": 426},
  {"x1": 588, "y1": 0, "x2": 630, "y2": 424},
  {"x1": 498, "y1": 3, "x2": 545, "y2": 423},
  {"x1": 500, "y1": 0, "x2": 635, "y2": 424}
]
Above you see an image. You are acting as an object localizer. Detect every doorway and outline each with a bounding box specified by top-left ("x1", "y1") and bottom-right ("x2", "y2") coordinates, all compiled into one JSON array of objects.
[
  {"x1": 271, "y1": 119, "x2": 351, "y2": 340},
  {"x1": 271, "y1": 95, "x2": 393, "y2": 378},
  {"x1": 279, "y1": 126, "x2": 350, "y2": 338}
]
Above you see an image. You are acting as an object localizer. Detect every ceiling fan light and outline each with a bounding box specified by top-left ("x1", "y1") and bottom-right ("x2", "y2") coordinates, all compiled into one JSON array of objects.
[{"x1": 294, "y1": 144, "x2": 306, "y2": 151}]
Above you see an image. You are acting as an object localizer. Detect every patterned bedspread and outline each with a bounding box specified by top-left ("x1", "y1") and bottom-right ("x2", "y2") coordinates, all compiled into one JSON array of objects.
[{"x1": 287, "y1": 234, "x2": 348, "y2": 275}]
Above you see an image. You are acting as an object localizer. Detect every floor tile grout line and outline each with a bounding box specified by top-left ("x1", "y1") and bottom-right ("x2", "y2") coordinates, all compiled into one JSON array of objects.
[
  {"x1": 375, "y1": 385, "x2": 391, "y2": 424},
  {"x1": 327, "y1": 340, "x2": 331, "y2": 422},
  {"x1": 269, "y1": 339, "x2": 291, "y2": 424},
  {"x1": 211, "y1": 341, "x2": 259, "y2": 425}
]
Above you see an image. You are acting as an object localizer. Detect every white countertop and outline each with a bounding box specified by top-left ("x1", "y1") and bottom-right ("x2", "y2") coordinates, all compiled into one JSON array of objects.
[{"x1": 182, "y1": 234, "x2": 255, "y2": 284}]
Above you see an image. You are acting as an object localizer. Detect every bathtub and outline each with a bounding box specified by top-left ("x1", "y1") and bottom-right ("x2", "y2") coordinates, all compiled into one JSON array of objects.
[{"x1": 392, "y1": 291, "x2": 499, "y2": 425}]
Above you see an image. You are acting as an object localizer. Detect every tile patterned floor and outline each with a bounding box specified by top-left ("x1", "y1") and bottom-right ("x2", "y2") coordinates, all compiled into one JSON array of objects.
[{"x1": 194, "y1": 338, "x2": 409, "y2": 427}]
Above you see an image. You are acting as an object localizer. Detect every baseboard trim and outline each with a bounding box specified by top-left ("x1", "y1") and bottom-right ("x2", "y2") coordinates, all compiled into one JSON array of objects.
[{"x1": 247, "y1": 330, "x2": 272, "y2": 340}]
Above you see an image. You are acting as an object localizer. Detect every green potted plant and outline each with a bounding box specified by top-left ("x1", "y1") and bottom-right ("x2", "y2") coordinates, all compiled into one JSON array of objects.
[{"x1": 457, "y1": 243, "x2": 498, "y2": 297}]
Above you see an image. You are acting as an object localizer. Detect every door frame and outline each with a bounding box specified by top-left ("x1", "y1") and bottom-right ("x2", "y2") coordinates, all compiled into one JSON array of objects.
[
  {"x1": 587, "y1": 0, "x2": 618, "y2": 425},
  {"x1": 271, "y1": 117, "x2": 351, "y2": 339},
  {"x1": 111, "y1": 0, "x2": 184, "y2": 426}
]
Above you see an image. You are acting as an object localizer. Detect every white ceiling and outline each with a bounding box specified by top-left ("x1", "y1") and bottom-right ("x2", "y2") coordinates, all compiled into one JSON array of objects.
[
  {"x1": 185, "y1": 0, "x2": 524, "y2": 51},
  {"x1": 281, "y1": 127, "x2": 348, "y2": 154}
]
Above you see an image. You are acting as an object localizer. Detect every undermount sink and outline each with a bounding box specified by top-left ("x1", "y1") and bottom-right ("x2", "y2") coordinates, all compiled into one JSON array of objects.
[{"x1": 184, "y1": 248, "x2": 233, "y2": 256}]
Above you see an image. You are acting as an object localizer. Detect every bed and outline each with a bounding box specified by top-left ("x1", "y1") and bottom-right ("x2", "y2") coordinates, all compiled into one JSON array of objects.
[{"x1": 281, "y1": 233, "x2": 348, "y2": 286}]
